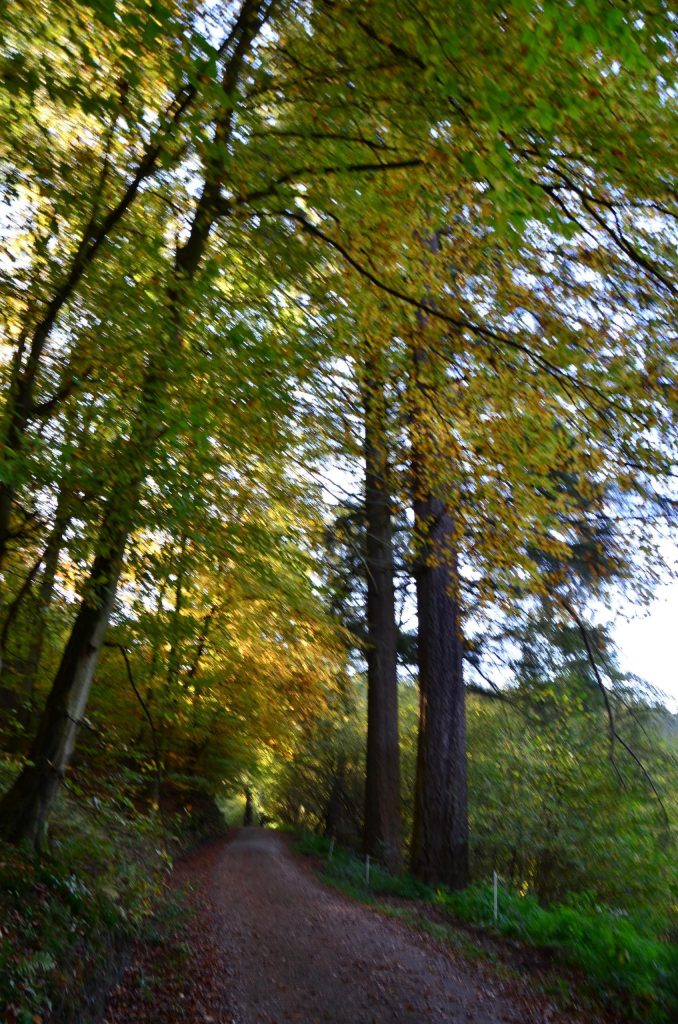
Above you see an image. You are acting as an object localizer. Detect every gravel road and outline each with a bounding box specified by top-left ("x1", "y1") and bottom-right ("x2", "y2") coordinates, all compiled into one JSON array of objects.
[
  {"x1": 204, "y1": 829, "x2": 572, "y2": 1024},
  {"x1": 105, "y1": 828, "x2": 590, "y2": 1024}
]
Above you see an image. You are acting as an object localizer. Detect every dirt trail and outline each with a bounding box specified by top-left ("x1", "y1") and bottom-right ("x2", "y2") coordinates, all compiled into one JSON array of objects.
[
  {"x1": 106, "y1": 828, "x2": 584, "y2": 1024},
  {"x1": 213, "y1": 829, "x2": 542, "y2": 1024}
]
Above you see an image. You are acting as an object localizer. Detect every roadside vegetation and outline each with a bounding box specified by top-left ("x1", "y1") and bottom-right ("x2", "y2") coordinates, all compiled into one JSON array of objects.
[
  {"x1": 1, "y1": 2, "x2": 676, "y2": 1022},
  {"x1": 0, "y1": 758, "x2": 222, "y2": 1024},
  {"x1": 297, "y1": 831, "x2": 678, "y2": 1023}
]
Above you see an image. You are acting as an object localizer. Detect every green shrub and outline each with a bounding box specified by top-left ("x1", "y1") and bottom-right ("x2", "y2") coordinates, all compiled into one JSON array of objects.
[
  {"x1": 0, "y1": 764, "x2": 170, "y2": 1023},
  {"x1": 299, "y1": 835, "x2": 678, "y2": 1023},
  {"x1": 435, "y1": 883, "x2": 678, "y2": 1020}
]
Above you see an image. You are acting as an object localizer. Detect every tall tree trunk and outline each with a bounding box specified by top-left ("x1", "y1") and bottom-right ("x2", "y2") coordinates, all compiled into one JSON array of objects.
[
  {"x1": 0, "y1": 0, "x2": 268, "y2": 850},
  {"x1": 0, "y1": 321, "x2": 175, "y2": 846},
  {"x1": 0, "y1": 331, "x2": 173, "y2": 847},
  {"x1": 407, "y1": 312, "x2": 469, "y2": 889},
  {"x1": 410, "y1": 494, "x2": 468, "y2": 887},
  {"x1": 0, "y1": 524, "x2": 126, "y2": 849},
  {"x1": 361, "y1": 353, "x2": 403, "y2": 873}
]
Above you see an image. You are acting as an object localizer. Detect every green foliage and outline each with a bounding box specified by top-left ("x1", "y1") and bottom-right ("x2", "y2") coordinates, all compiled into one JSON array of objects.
[
  {"x1": 437, "y1": 886, "x2": 678, "y2": 1022},
  {"x1": 299, "y1": 836, "x2": 678, "y2": 1022},
  {"x1": 0, "y1": 757, "x2": 170, "y2": 1022},
  {"x1": 0, "y1": 0, "x2": 676, "y2": 1014},
  {"x1": 465, "y1": 691, "x2": 678, "y2": 919},
  {"x1": 259, "y1": 680, "x2": 367, "y2": 845}
]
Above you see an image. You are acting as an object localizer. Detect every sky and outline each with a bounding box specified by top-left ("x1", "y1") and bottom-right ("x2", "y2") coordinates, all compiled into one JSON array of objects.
[
  {"x1": 323, "y1": 461, "x2": 677, "y2": 712},
  {"x1": 613, "y1": 579, "x2": 678, "y2": 712}
]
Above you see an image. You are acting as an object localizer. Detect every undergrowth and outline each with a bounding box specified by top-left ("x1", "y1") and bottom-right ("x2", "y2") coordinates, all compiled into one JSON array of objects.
[
  {"x1": 0, "y1": 759, "x2": 172, "y2": 1024},
  {"x1": 297, "y1": 832, "x2": 678, "y2": 1023}
]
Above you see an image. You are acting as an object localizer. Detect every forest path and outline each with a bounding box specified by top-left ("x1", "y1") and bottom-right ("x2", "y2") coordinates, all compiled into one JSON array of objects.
[{"x1": 105, "y1": 828, "x2": 583, "y2": 1024}]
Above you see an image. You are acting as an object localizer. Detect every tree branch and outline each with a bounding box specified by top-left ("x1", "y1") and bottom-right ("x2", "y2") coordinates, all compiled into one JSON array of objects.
[
  {"x1": 273, "y1": 208, "x2": 650, "y2": 422},
  {"x1": 104, "y1": 641, "x2": 162, "y2": 789},
  {"x1": 219, "y1": 157, "x2": 423, "y2": 212},
  {"x1": 558, "y1": 597, "x2": 669, "y2": 825}
]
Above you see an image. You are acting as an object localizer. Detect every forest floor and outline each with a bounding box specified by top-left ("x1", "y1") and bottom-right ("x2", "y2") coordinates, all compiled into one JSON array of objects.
[{"x1": 102, "y1": 828, "x2": 617, "y2": 1024}]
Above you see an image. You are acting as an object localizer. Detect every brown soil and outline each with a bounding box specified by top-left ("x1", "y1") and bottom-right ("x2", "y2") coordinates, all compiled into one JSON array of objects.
[{"x1": 103, "y1": 828, "x2": 600, "y2": 1024}]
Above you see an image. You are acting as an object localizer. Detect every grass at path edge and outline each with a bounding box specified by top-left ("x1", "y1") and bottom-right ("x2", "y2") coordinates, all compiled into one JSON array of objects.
[{"x1": 295, "y1": 832, "x2": 678, "y2": 1024}]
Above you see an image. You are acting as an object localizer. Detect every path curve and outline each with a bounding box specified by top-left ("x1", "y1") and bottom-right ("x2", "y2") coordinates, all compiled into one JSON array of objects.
[{"x1": 206, "y1": 828, "x2": 565, "y2": 1024}]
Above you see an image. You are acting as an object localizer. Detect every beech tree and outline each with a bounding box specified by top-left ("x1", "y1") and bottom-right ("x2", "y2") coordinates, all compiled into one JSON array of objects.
[{"x1": 0, "y1": 0, "x2": 675, "y2": 875}]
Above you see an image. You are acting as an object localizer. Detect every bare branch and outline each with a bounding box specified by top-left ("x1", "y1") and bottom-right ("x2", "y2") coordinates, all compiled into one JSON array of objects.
[
  {"x1": 104, "y1": 641, "x2": 162, "y2": 787},
  {"x1": 559, "y1": 597, "x2": 669, "y2": 825}
]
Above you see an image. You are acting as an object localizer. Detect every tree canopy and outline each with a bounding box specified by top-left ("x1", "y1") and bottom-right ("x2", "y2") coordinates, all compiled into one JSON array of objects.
[{"x1": 0, "y1": 8, "x2": 676, "y2": 1017}]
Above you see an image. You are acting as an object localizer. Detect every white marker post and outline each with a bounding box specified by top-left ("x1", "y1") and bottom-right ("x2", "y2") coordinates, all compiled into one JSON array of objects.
[
  {"x1": 365, "y1": 853, "x2": 371, "y2": 886},
  {"x1": 493, "y1": 870, "x2": 498, "y2": 924}
]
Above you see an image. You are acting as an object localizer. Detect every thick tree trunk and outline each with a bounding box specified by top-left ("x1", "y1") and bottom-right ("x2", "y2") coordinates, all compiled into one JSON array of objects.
[
  {"x1": 407, "y1": 310, "x2": 468, "y2": 889},
  {"x1": 0, "y1": 535, "x2": 124, "y2": 849},
  {"x1": 410, "y1": 494, "x2": 468, "y2": 888},
  {"x1": 361, "y1": 358, "x2": 403, "y2": 873},
  {"x1": 0, "y1": 0, "x2": 266, "y2": 850},
  {"x1": 0, "y1": 411, "x2": 95, "y2": 745}
]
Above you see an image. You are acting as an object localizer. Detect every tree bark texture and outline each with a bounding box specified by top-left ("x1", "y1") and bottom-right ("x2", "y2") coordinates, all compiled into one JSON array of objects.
[
  {"x1": 362, "y1": 358, "x2": 403, "y2": 873},
  {"x1": 410, "y1": 494, "x2": 468, "y2": 888},
  {"x1": 407, "y1": 311, "x2": 469, "y2": 889}
]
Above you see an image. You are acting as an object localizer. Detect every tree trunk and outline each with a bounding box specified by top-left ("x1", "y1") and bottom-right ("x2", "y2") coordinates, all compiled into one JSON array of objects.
[
  {"x1": 361, "y1": 355, "x2": 403, "y2": 873},
  {"x1": 407, "y1": 311, "x2": 469, "y2": 889},
  {"x1": 410, "y1": 493, "x2": 468, "y2": 888},
  {"x1": 0, "y1": 354, "x2": 157, "y2": 848},
  {"x1": 0, "y1": 534, "x2": 124, "y2": 849},
  {"x1": 0, "y1": 0, "x2": 266, "y2": 850}
]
